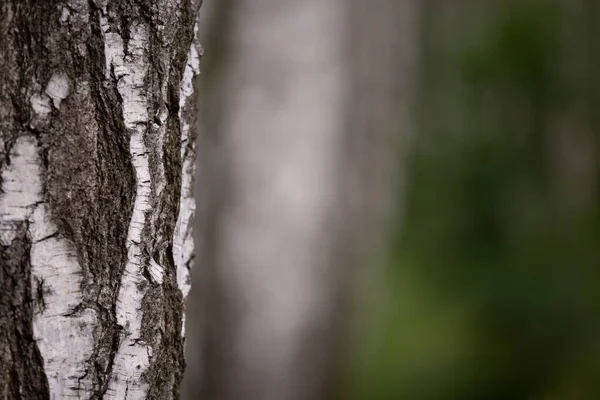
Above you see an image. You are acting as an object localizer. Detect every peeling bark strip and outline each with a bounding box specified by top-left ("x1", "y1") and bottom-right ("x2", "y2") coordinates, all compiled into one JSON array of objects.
[
  {"x1": 0, "y1": 0, "x2": 201, "y2": 398},
  {"x1": 173, "y1": 23, "x2": 201, "y2": 338}
]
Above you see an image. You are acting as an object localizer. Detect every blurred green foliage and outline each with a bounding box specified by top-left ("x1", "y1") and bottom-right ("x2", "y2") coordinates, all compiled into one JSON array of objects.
[{"x1": 348, "y1": 1, "x2": 600, "y2": 398}]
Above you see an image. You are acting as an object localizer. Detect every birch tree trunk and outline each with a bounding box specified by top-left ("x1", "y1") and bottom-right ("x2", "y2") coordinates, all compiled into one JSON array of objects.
[{"x1": 0, "y1": 1, "x2": 201, "y2": 398}]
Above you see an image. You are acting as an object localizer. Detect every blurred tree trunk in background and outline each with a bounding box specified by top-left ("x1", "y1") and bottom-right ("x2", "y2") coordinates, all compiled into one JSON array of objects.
[
  {"x1": 188, "y1": 0, "x2": 348, "y2": 398},
  {"x1": 182, "y1": 0, "x2": 416, "y2": 399},
  {"x1": 335, "y1": 0, "x2": 418, "y2": 396},
  {"x1": 0, "y1": 1, "x2": 201, "y2": 398}
]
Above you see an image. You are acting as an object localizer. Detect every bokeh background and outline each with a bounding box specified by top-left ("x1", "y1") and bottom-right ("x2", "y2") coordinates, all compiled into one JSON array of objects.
[{"x1": 184, "y1": 1, "x2": 600, "y2": 398}]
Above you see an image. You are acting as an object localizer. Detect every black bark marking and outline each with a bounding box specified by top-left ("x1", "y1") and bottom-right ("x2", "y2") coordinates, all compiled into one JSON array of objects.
[
  {"x1": 33, "y1": 231, "x2": 59, "y2": 243},
  {"x1": 33, "y1": 276, "x2": 47, "y2": 315}
]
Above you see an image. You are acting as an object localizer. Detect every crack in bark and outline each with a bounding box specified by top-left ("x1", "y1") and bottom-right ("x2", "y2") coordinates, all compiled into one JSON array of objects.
[{"x1": 33, "y1": 231, "x2": 59, "y2": 243}]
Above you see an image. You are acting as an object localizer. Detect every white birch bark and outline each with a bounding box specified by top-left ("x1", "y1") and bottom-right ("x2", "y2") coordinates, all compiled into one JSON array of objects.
[{"x1": 0, "y1": 1, "x2": 202, "y2": 398}]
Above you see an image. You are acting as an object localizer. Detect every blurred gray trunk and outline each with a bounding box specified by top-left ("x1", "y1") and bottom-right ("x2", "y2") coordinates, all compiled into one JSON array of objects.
[
  {"x1": 0, "y1": 1, "x2": 201, "y2": 398},
  {"x1": 190, "y1": 1, "x2": 348, "y2": 398},
  {"x1": 183, "y1": 0, "x2": 417, "y2": 398}
]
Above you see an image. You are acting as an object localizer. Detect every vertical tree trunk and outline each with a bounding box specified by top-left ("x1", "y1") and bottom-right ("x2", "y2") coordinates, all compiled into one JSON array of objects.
[
  {"x1": 183, "y1": 1, "x2": 418, "y2": 398},
  {"x1": 339, "y1": 0, "x2": 418, "y2": 392},
  {"x1": 191, "y1": 0, "x2": 348, "y2": 399},
  {"x1": 0, "y1": 1, "x2": 201, "y2": 398}
]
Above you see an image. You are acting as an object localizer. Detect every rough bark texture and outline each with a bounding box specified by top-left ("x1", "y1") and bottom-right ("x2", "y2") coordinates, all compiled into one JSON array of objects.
[{"x1": 0, "y1": 0, "x2": 201, "y2": 398}]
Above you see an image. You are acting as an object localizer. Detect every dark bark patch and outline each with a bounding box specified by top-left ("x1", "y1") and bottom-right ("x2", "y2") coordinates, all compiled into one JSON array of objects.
[{"x1": 0, "y1": 223, "x2": 50, "y2": 399}]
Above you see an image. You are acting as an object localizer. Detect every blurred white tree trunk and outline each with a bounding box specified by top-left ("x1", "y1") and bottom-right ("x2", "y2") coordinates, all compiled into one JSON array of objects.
[
  {"x1": 194, "y1": 1, "x2": 347, "y2": 399},
  {"x1": 184, "y1": 0, "x2": 417, "y2": 398}
]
